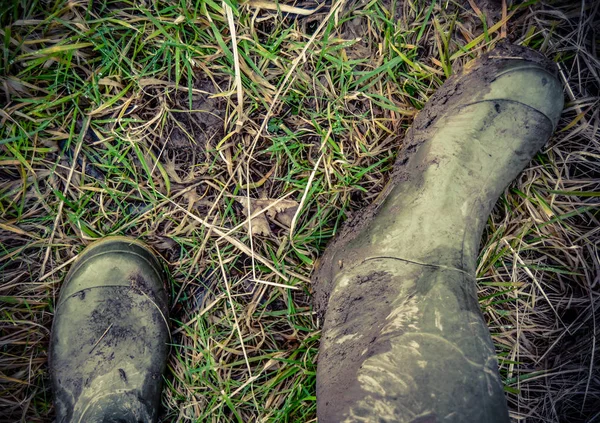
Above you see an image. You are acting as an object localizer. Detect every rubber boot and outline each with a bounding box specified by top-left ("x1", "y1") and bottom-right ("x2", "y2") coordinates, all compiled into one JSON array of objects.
[
  {"x1": 313, "y1": 43, "x2": 564, "y2": 423},
  {"x1": 49, "y1": 237, "x2": 170, "y2": 423}
]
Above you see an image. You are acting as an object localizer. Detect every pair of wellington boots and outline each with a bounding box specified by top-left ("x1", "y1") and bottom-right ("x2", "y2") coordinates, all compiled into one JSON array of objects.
[{"x1": 49, "y1": 43, "x2": 563, "y2": 423}]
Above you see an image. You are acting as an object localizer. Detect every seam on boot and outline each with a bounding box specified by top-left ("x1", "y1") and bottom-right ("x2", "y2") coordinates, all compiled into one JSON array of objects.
[
  {"x1": 361, "y1": 256, "x2": 472, "y2": 276},
  {"x1": 460, "y1": 99, "x2": 555, "y2": 128}
]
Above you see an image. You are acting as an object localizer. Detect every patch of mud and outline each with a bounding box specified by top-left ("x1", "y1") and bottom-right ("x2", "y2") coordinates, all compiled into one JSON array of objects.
[
  {"x1": 163, "y1": 78, "x2": 225, "y2": 167},
  {"x1": 317, "y1": 269, "x2": 399, "y2": 420},
  {"x1": 312, "y1": 42, "x2": 558, "y2": 316},
  {"x1": 476, "y1": 0, "x2": 503, "y2": 24},
  {"x1": 50, "y1": 287, "x2": 168, "y2": 422}
]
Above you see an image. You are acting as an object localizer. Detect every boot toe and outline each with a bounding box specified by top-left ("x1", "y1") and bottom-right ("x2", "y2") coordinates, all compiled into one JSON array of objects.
[
  {"x1": 482, "y1": 62, "x2": 564, "y2": 129},
  {"x1": 57, "y1": 236, "x2": 168, "y2": 311}
]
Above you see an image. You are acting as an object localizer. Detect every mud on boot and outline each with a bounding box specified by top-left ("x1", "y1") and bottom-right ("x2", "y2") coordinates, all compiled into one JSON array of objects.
[{"x1": 313, "y1": 43, "x2": 564, "y2": 423}]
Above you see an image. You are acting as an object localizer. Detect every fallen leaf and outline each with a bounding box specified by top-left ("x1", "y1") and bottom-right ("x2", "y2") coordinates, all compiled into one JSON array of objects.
[
  {"x1": 163, "y1": 159, "x2": 184, "y2": 184},
  {"x1": 234, "y1": 197, "x2": 299, "y2": 236},
  {"x1": 262, "y1": 199, "x2": 298, "y2": 228}
]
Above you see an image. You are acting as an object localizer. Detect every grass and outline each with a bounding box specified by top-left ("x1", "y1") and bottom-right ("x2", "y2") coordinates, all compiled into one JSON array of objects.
[{"x1": 1, "y1": 0, "x2": 599, "y2": 421}]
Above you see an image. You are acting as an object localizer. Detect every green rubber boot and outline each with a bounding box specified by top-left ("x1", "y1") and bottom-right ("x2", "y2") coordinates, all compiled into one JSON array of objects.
[
  {"x1": 49, "y1": 237, "x2": 170, "y2": 423},
  {"x1": 313, "y1": 43, "x2": 564, "y2": 423}
]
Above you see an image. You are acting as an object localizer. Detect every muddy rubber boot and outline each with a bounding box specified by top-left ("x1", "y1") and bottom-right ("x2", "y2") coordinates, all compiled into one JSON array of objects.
[
  {"x1": 49, "y1": 237, "x2": 170, "y2": 423},
  {"x1": 313, "y1": 43, "x2": 564, "y2": 423}
]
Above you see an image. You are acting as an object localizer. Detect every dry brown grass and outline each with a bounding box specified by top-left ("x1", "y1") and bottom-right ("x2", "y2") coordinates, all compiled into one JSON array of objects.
[{"x1": 1, "y1": 0, "x2": 599, "y2": 422}]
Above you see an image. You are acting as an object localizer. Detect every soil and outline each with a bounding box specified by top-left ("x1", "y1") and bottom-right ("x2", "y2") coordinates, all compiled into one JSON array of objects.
[
  {"x1": 163, "y1": 78, "x2": 226, "y2": 165},
  {"x1": 477, "y1": 0, "x2": 503, "y2": 24}
]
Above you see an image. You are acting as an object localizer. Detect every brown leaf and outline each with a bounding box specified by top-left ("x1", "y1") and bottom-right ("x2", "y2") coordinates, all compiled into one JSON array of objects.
[
  {"x1": 163, "y1": 159, "x2": 184, "y2": 184},
  {"x1": 235, "y1": 197, "x2": 299, "y2": 236},
  {"x1": 236, "y1": 197, "x2": 271, "y2": 236},
  {"x1": 261, "y1": 199, "x2": 298, "y2": 228}
]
